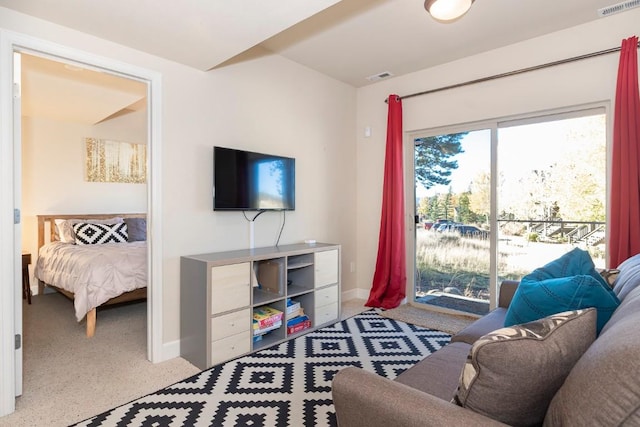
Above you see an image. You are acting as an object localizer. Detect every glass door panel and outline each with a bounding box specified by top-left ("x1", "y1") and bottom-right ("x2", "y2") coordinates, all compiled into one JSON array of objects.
[
  {"x1": 496, "y1": 113, "x2": 607, "y2": 284},
  {"x1": 414, "y1": 129, "x2": 491, "y2": 315}
]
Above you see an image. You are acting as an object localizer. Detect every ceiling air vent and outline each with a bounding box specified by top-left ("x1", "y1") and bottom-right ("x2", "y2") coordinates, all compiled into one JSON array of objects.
[
  {"x1": 365, "y1": 71, "x2": 394, "y2": 82},
  {"x1": 597, "y1": 0, "x2": 640, "y2": 17}
]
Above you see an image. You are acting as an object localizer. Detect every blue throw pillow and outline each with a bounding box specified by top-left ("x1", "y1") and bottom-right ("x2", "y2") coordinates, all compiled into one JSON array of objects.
[
  {"x1": 504, "y1": 275, "x2": 619, "y2": 334},
  {"x1": 504, "y1": 249, "x2": 620, "y2": 334},
  {"x1": 525, "y1": 248, "x2": 609, "y2": 289}
]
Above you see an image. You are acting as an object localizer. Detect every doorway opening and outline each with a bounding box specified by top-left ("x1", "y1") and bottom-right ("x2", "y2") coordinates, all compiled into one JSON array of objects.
[
  {"x1": 1, "y1": 32, "x2": 163, "y2": 416},
  {"x1": 18, "y1": 49, "x2": 150, "y2": 397}
]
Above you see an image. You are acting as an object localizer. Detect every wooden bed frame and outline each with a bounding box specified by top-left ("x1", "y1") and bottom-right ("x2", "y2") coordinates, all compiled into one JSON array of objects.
[{"x1": 36, "y1": 213, "x2": 148, "y2": 338}]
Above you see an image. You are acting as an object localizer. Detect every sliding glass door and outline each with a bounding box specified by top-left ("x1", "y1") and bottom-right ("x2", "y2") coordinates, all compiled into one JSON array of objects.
[
  {"x1": 412, "y1": 107, "x2": 607, "y2": 315},
  {"x1": 414, "y1": 129, "x2": 492, "y2": 315},
  {"x1": 496, "y1": 112, "x2": 607, "y2": 284}
]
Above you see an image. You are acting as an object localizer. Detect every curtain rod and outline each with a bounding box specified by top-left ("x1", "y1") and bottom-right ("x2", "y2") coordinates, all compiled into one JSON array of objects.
[{"x1": 385, "y1": 40, "x2": 640, "y2": 103}]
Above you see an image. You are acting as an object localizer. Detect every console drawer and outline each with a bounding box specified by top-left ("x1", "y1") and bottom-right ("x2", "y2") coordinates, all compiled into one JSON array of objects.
[
  {"x1": 211, "y1": 263, "x2": 251, "y2": 315},
  {"x1": 315, "y1": 285, "x2": 338, "y2": 307},
  {"x1": 211, "y1": 331, "x2": 251, "y2": 366},
  {"x1": 211, "y1": 309, "x2": 250, "y2": 341},
  {"x1": 315, "y1": 250, "x2": 339, "y2": 287},
  {"x1": 315, "y1": 302, "x2": 339, "y2": 326}
]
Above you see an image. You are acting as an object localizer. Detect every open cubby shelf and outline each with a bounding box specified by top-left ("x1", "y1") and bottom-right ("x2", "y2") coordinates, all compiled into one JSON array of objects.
[{"x1": 180, "y1": 243, "x2": 341, "y2": 370}]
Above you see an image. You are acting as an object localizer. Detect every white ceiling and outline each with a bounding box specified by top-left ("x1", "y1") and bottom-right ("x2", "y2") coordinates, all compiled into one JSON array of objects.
[
  {"x1": 0, "y1": 0, "x2": 627, "y2": 121},
  {"x1": 20, "y1": 53, "x2": 147, "y2": 124}
]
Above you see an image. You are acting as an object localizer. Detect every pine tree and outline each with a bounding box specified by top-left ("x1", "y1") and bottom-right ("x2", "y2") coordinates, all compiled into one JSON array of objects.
[{"x1": 414, "y1": 133, "x2": 467, "y2": 190}]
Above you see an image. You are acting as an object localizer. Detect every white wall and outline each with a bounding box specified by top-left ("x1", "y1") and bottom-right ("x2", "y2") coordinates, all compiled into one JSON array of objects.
[
  {"x1": 355, "y1": 10, "x2": 640, "y2": 299},
  {"x1": 1, "y1": 7, "x2": 358, "y2": 347},
  {"x1": 21, "y1": 110, "x2": 148, "y2": 263}
]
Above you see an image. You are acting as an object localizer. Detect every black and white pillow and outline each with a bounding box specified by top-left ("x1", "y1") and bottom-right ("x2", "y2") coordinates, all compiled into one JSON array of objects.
[{"x1": 73, "y1": 222, "x2": 128, "y2": 245}]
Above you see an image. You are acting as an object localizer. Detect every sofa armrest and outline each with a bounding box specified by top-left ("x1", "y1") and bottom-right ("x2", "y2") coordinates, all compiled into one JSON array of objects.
[
  {"x1": 332, "y1": 367, "x2": 508, "y2": 427},
  {"x1": 498, "y1": 280, "x2": 519, "y2": 308}
]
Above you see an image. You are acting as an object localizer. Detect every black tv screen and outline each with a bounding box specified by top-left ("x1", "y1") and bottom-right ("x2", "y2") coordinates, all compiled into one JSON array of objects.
[{"x1": 214, "y1": 146, "x2": 295, "y2": 211}]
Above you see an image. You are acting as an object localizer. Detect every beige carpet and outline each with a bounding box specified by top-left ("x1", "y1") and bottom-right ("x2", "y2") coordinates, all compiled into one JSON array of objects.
[
  {"x1": 379, "y1": 304, "x2": 477, "y2": 335},
  {"x1": 2, "y1": 295, "x2": 370, "y2": 427},
  {"x1": 0, "y1": 293, "x2": 199, "y2": 427}
]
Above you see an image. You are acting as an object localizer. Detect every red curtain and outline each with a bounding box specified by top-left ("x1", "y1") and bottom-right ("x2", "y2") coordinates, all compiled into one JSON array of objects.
[
  {"x1": 610, "y1": 36, "x2": 640, "y2": 268},
  {"x1": 366, "y1": 95, "x2": 406, "y2": 309}
]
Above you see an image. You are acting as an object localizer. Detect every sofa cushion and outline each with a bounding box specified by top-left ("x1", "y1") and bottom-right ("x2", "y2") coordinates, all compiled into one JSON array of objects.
[
  {"x1": 544, "y1": 295, "x2": 640, "y2": 426},
  {"x1": 504, "y1": 274, "x2": 619, "y2": 334},
  {"x1": 612, "y1": 253, "x2": 640, "y2": 300},
  {"x1": 451, "y1": 308, "x2": 507, "y2": 345},
  {"x1": 453, "y1": 308, "x2": 596, "y2": 427},
  {"x1": 395, "y1": 341, "x2": 471, "y2": 401}
]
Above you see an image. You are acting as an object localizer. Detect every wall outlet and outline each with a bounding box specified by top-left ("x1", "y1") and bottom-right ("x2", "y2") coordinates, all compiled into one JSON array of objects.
[{"x1": 350, "y1": 261, "x2": 356, "y2": 273}]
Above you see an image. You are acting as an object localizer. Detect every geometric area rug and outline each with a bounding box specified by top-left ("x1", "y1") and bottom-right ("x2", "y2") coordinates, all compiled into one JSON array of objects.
[{"x1": 73, "y1": 310, "x2": 451, "y2": 427}]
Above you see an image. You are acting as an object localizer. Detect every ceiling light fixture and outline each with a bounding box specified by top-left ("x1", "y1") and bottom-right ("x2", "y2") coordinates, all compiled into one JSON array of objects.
[{"x1": 424, "y1": 0, "x2": 474, "y2": 23}]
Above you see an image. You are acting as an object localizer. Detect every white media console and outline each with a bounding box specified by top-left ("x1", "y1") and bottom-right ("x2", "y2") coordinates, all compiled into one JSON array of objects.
[{"x1": 180, "y1": 243, "x2": 341, "y2": 369}]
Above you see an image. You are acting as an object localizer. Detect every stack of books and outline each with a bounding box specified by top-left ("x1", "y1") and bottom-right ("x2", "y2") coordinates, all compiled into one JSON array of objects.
[
  {"x1": 253, "y1": 306, "x2": 283, "y2": 340},
  {"x1": 286, "y1": 298, "x2": 311, "y2": 334}
]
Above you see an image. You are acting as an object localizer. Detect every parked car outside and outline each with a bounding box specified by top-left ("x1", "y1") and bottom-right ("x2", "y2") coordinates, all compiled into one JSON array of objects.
[
  {"x1": 437, "y1": 222, "x2": 462, "y2": 233},
  {"x1": 432, "y1": 219, "x2": 454, "y2": 232},
  {"x1": 452, "y1": 224, "x2": 489, "y2": 239}
]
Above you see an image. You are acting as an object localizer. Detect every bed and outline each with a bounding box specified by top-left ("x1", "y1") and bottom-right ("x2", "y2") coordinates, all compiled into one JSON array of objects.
[{"x1": 34, "y1": 213, "x2": 148, "y2": 337}]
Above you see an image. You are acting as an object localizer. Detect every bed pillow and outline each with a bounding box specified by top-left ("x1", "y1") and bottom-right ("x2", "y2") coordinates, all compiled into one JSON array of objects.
[
  {"x1": 124, "y1": 217, "x2": 147, "y2": 242},
  {"x1": 73, "y1": 222, "x2": 128, "y2": 245},
  {"x1": 453, "y1": 308, "x2": 596, "y2": 426},
  {"x1": 55, "y1": 217, "x2": 124, "y2": 243}
]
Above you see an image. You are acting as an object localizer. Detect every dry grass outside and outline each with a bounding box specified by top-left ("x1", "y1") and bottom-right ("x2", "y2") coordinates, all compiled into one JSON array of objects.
[
  {"x1": 417, "y1": 231, "x2": 532, "y2": 299},
  {"x1": 416, "y1": 229, "x2": 606, "y2": 301}
]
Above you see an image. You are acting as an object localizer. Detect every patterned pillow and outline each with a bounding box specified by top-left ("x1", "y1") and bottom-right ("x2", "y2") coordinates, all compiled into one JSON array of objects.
[
  {"x1": 73, "y1": 222, "x2": 128, "y2": 245},
  {"x1": 55, "y1": 217, "x2": 124, "y2": 243},
  {"x1": 453, "y1": 308, "x2": 596, "y2": 426},
  {"x1": 598, "y1": 268, "x2": 620, "y2": 288}
]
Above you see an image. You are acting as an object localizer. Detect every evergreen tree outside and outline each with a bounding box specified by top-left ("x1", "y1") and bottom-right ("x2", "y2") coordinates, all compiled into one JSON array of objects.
[{"x1": 414, "y1": 133, "x2": 467, "y2": 190}]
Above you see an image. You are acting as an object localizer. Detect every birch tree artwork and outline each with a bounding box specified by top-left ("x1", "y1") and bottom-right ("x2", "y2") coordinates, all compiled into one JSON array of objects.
[{"x1": 85, "y1": 138, "x2": 146, "y2": 183}]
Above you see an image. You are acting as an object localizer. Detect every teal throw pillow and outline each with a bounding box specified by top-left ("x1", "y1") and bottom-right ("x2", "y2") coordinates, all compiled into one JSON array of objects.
[
  {"x1": 504, "y1": 275, "x2": 619, "y2": 334},
  {"x1": 525, "y1": 248, "x2": 610, "y2": 289}
]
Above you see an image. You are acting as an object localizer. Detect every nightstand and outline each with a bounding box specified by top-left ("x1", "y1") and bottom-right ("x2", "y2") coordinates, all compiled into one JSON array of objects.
[{"x1": 22, "y1": 252, "x2": 31, "y2": 304}]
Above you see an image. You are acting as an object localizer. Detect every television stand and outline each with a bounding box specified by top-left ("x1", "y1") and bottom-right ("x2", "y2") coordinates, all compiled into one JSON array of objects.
[{"x1": 180, "y1": 242, "x2": 341, "y2": 369}]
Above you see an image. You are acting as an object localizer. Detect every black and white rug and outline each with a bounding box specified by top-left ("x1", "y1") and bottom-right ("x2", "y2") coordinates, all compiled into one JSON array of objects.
[{"x1": 74, "y1": 310, "x2": 451, "y2": 427}]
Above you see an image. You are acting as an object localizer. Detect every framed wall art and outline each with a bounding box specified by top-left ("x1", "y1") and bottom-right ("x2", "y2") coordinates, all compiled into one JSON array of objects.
[{"x1": 85, "y1": 137, "x2": 147, "y2": 183}]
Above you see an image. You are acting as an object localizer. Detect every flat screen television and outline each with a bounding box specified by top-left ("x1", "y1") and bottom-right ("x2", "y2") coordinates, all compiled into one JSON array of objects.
[{"x1": 213, "y1": 146, "x2": 295, "y2": 211}]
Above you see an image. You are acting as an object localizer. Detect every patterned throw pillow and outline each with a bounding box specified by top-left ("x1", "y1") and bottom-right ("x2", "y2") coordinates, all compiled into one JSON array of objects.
[
  {"x1": 598, "y1": 268, "x2": 620, "y2": 288},
  {"x1": 55, "y1": 217, "x2": 124, "y2": 243},
  {"x1": 453, "y1": 309, "x2": 596, "y2": 426},
  {"x1": 73, "y1": 222, "x2": 128, "y2": 245}
]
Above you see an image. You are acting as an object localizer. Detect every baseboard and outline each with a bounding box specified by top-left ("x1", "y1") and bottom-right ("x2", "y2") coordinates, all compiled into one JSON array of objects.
[
  {"x1": 161, "y1": 338, "x2": 182, "y2": 361},
  {"x1": 341, "y1": 288, "x2": 407, "y2": 305},
  {"x1": 341, "y1": 287, "x2": 370, "y2": 301}
]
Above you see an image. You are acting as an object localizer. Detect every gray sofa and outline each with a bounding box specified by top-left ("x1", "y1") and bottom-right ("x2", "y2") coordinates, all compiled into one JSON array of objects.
[{"x1": 332, "y1": 255, "x2": 640, "y2": 426}]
